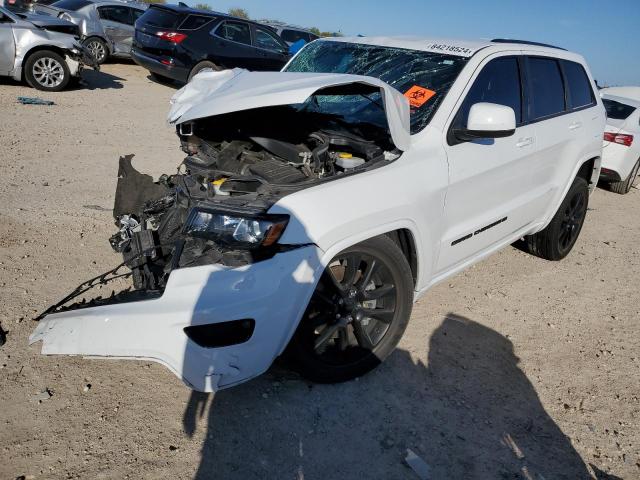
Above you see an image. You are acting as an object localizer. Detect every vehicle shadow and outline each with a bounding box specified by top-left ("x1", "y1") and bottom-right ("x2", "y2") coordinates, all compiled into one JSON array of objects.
[
  {"x1": 146, "y1": 73, "x2": 182, "y2": 89},
  {"x1": 78, "y1": 68, "x2": 125, "y2": 90},
  {"x1": 182, "y1": 313, "x2": 608, "y2": 479}
]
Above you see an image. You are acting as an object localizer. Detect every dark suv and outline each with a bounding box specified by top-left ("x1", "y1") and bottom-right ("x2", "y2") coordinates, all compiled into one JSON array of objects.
[{"x1": 132, "y1": 4, "x2": 290, "y2": 83}]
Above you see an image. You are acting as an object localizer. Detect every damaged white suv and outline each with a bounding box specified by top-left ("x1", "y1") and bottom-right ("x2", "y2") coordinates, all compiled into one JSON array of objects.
[{"x1": 31, "y1": 37, "x2": 605, "y2": 391}]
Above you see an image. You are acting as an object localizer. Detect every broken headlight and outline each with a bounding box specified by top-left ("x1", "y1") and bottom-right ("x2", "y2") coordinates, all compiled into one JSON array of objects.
[{"x1": 184, "y1": 208, "x2": 289, "y2": 248}]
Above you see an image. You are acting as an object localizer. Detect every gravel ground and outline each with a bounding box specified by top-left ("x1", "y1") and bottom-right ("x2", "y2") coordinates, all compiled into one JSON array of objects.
[{"x1": 0, "y1": 63, "x2": 638, "y2": 480}]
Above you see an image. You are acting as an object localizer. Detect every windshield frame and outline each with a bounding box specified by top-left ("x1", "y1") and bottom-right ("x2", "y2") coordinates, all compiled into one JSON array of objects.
[{"x1": 283, "y1": 39, "x2": 470, "y2": 135}]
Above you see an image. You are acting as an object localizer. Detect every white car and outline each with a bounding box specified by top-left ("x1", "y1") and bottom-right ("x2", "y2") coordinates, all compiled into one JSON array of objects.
[
  {"x1": 599, "y1": 87, "x2": 640, "y2": 194},
  {"x1": 30, "y1": 37, "x2": 605, "y2": 391}
]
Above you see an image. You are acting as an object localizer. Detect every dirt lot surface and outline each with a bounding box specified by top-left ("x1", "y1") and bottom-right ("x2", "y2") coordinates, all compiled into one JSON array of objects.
[{"x1": 0, "y1": 63, "x2": 638, "y2": 480}]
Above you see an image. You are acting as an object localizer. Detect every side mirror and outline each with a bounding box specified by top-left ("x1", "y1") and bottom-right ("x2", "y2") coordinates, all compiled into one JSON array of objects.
[{"x1": 455, "y1": 102, "x2": 516, "y2": 141}]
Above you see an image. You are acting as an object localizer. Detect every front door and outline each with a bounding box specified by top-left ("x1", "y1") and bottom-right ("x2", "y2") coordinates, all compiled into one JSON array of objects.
[
  {"x1": 0, "y1": 14, "x2": 16, "y2": 74},
  {"x1": 437, "y1": 54, "x2": 539, "y2": 272}
]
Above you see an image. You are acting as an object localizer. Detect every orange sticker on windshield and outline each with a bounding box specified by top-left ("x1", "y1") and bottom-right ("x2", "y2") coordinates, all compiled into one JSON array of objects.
[{"x1": 404, "y1": 85, "x2": 436, "y2": 108}]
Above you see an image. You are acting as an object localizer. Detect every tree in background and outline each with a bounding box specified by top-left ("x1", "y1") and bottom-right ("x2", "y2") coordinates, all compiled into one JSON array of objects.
[
  {"x1": 228, "y1": 7, "x2": 249, "y2": 19},
  {"x1": 194, "y1": 3, "x2": 212, "y2": 10}
]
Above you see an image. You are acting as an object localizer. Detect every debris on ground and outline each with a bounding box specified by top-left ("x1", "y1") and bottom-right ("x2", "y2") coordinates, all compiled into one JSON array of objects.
[
  {"x1": 405, "y1": 449, "x2": 431, "y2": 480},
  {"x1": 0, "y1": 324, "x2": 6, "y2": 347},
  {"x1": 32, "y1": 389, "x2": 52, "y2": 403},
  {"x1": 17, "y1": 97, "x2": 55, "y2": 106},
  {"x1": 83, "y1": 384, "x2": 92, "y2": 392}
]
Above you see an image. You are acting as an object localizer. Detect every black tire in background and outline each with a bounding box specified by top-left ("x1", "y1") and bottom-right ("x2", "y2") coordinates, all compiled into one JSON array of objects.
[
  {"x1": 286, "y1": 235, "x2": 414, "y2": 383},
  {"x1": 188, "y1": 61, "x2": 221, "y2": 82},
  {"x1": 609, "y1": 158, "x2": 640, "y2": 195},
  {"x1": 83, "y1": 37, "x2": 109, "y2": 65},
  {"x1": 523, "y1": 176, "x2": 589, "y2": 261},
  {"x1": 24, "y1": 50, "x2": 71, "y2": 92}
]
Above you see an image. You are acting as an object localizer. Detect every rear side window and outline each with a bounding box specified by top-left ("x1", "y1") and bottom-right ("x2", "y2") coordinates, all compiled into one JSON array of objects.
[
  {"x1": 281, "y1": 29, "x2": 310, "y2": 43},
  {"x1": 455, "y1": 57, "x2": 523, "y2": 128},
  {"x1": 179, "y1": 14, "x2": 213, "y2": 30},
  {"x1": 527, "y1": 57, "x2": 565, "y2": 120},
  {"x1": 216, "y1": 20, "x2": 251, "y2": 45},
  {"x1": 139, "y1": 7, "x2": 181, "y2": 29},
  {"x1": 50, "y1": 0, "x2": 91, "y2": 10},
  {"x1": 602, "y1": 99, "x2": 636, "y2": 120},
  {"x1": 98, "y1": 5, "x2": 132, "y2": 25},
  {"x1": 563, "y1": 61, "x2": 595, "y2": 109}
]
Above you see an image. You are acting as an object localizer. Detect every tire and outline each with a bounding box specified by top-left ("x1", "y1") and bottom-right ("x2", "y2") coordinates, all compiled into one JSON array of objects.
[
  {"x1": 609, "y1": 158, "x2": 640, "y2": 195},
  {"x1": 83, "y1": 37, "x2": 108, "y2": 65},
  {"x1": 24, "y1": 50, "x2": 71, "y2": 92},
  {"x1": 286, "y1": 235, "x2": 414, "y2": 383},
  {"x1": 523, "y1": 176, "x2": 589, "y2": 261},
  {"x1": 188, "y1": 61, "x2": 221, "y2": 82}
]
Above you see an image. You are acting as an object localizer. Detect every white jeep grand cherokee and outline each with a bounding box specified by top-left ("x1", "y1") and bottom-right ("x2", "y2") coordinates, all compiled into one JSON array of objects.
[{"x1": 31, "y1": 36, "x2": 605, "y2": 391}]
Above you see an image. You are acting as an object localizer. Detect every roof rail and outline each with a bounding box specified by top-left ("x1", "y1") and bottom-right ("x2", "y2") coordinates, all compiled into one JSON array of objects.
[{"x1": 491, "y1": 38, "x2": 566, "y2": 51}]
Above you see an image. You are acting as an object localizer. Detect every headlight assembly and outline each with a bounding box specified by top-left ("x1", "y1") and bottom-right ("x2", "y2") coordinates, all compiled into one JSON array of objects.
[{"x1": 183, "y1": 208, "x2": 289, "y2": 248}]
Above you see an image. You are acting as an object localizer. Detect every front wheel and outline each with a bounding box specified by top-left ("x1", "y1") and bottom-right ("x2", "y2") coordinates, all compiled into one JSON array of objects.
[
  {"x1": 24, "y1": 50, "x2": 71, "y2": 92},
  {"x1": 286, "y1": 235, "x2": 414, "y2": 383},
  {"x1": 523, "y1": 176, "x2": 589, "y2": 260}
]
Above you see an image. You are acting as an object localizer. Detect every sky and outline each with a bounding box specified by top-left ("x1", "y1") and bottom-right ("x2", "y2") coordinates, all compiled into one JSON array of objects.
[{"x1": 179, "y1": 0, "x2": 640, "y2": 86}]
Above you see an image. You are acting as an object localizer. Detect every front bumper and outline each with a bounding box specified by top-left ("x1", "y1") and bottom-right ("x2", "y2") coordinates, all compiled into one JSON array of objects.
[{"x1": 29, "y1": 245, "x2": 323, "y2": 391}]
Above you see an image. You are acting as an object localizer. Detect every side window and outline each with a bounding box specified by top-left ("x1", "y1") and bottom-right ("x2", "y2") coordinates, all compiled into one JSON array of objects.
[
  {"x1": 527, "y1": 57, "x2": 565, "y2": 120},
  {"x1": 254, "y1": 26, "x2": 285, "y2": 52},
  {"x1": 98, "y1": 6, "x2": 132, "y2": 25},
  {"x1": 562, "y1": 60, "x2": 595, "y2": 109},
  {"x1": 216, "y1": 21, "x2": 251, "y2": 45},
  {"x1": 281, "y1": 29, "x2": 308, "y2": 44},
  {"x1": 131, "y1": 8, "x2": 145, "y2": 24},
  {"x1": 454, "y1": 57, "x2": 522, "y2": 129}
]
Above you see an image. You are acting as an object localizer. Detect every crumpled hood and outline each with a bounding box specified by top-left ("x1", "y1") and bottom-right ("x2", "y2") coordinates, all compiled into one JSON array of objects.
[
  {"x1": 23, "y1": 13, "x2": 77, "y2": 30},
  {"x1": 168, "y1": 69, "x2": 411, "y2": 151}
]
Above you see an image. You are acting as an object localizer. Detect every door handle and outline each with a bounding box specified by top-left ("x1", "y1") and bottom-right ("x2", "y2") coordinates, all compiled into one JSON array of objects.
[
  {"x1": 516, "y1": 137, "x2": 533, "y2": 148},
  {"x1": 569, "y1": 121, "x2": 582, "y2": 130}
]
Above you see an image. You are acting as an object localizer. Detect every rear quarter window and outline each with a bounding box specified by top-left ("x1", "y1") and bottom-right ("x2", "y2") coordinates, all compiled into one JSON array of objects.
[
  {"x1": 179, "y1": 14, "x2": 213, "y2": 30},
  {"x1": 281, "y1": 29, "x2": 309, "y2": 43},
  {"x1": 527, "y1": 57, "x2": 566, "y2": 120},
  {"x1": 563, "y1": 60, "x2": 595, "y2": 109},
  {"x1": 138, "y1": 7, "x2": 181, "y2": 29},
  {"x1": 602, "y1": 99, "x2": 636, "y2": 120},
  {"x1": 50, "y1": 0, "x2": 91, "y2": 10}
]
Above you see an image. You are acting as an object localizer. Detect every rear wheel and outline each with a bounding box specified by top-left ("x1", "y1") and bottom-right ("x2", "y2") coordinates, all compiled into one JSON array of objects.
[
  {"x1": 523, "y1": 176, "x2": 589, "y2": 260},
  {"x1": 24, "y1": 50, "x2": 71, "y2": 92},
  {"x1": 188, "y1": 61, "x2": 221, "y2": 82},
  {"x1": 83, "y1": 37, "x2": 108, "y2": 65},
  {"x1": 286, "y1": 235, "x2": 414, "y2": 383},
  {"x1": 609, "y1": 158, "x2": 640, "y2": 194}
]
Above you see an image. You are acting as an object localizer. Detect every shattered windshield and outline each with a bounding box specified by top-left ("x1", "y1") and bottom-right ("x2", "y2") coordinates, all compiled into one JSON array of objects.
[{"x1": 285, "y1": 40, "x2": 469, "y2": 135}]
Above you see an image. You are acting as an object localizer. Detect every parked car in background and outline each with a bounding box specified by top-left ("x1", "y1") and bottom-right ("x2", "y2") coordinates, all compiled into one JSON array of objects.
[
  {"x1": 259, "y1": 20, "x2": 318, "y2": 46},
  {"x1": 34, "y1": 0, "x2": 147, "y2": 64},
  {"x1": 131, "y1": 4, "x2": 290, "y2": 84},
  {"x1": 599, "y1": 87, "x2": 640, "y2": 194},
  {"x1": 31, "y1": 37, "x2": 604, "y2": 391},
  {"x1": 0, "y1": 5, "x2": 94, "y2": 90}
]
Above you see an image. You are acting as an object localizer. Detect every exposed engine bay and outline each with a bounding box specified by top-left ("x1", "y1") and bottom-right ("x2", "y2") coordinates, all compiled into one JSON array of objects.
[{"x1": 108, "y1": 105, "x2": 400, "y2": 295}]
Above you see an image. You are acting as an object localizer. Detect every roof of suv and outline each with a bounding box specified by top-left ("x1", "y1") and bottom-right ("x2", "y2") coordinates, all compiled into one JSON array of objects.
[
  {"x1": 321, "y1": 36, "x2": 569, "y2": 58},
  {"x1": 149, "y1": 3, "x2": 258, "y2": 22}
]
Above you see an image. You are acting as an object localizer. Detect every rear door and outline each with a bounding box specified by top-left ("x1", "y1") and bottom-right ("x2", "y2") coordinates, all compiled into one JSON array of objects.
[
  {"x1": 522, "y1": 56, "x2": 591, "y2": 215},
  {"x1": 210, "y1": 19, "x2": 256, "y2": 70},
  {"x1": 251, "y1": 24, "x2": 289, "y2": 71},
  {"x1": 0, "y1": 13, "x2": 16, "y2": 74},
  {"x1": 97, "y1": 5, "x2": 134, "y2": 54},
  {"x1": 438, "y1": 54, "x2": 539, "y2": 271}
]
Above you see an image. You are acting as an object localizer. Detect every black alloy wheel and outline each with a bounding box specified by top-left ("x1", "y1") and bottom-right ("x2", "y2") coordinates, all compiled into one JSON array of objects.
[{"x1": 286, "y1": 235, "x2": 413, "y2": 383}]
